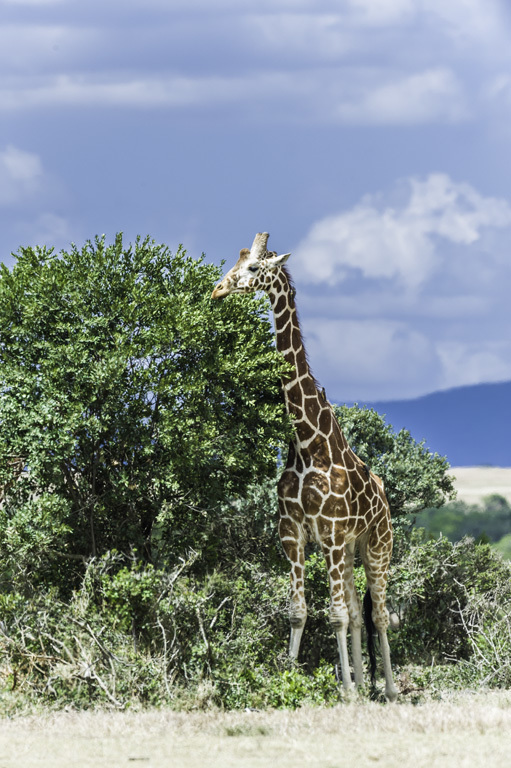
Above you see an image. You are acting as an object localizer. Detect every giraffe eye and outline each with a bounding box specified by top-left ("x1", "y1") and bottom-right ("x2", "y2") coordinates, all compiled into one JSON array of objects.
[{"x1": 248, "y1": 264, "x2": 259, "y2": 273}]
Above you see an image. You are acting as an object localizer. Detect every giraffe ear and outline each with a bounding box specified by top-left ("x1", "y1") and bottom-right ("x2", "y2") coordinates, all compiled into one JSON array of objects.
[{"x1": 266, "y1": 252, "x2": 291, "y2": 269}]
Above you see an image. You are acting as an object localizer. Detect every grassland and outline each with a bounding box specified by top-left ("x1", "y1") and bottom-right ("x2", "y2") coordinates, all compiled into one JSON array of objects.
[
  {"x1": 1, "y1": 691, "x2": 511, "y2": 768},
  {"x1": 450, "y1": 466, "x2": 511, "y2": 505}
]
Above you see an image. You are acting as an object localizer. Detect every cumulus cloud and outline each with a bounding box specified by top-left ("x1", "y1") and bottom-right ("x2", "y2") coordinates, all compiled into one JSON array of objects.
[
  {"x1": 0, "y1": 145, "x2": 43, "y2": 205},
  {"x1": 305, "y1": 318, "x2": 443, "y2": 401},
  {"x1": 294, "y1": 174, "x2": 511, "y2": 291},
  {"x1": 292, "y1": 175, "x2": 511, "y2": 399}
]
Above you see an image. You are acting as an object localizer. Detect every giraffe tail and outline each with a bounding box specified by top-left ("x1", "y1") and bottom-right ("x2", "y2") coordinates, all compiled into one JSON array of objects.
[{"x1": 363, "y1": 589, "x2": 377, "y2": 685}]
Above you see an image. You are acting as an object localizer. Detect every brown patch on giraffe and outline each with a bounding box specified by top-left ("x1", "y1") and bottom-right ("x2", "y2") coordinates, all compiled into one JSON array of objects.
[
  {"x1": 278, "y1": 470, "x2": 300, "y2": 500},
  {"x1": 301, "y1": 377, "x2": 317, "y2": 397},
  {"x1": 318, "y1": 408, "x2": 334, "y2": 436},
  {"x1": 303, "y1": 471, "x2": 329, "y2": 494},
  {"x1": 291, "y1": 327, "x2": 302, "y2": 350},
  {"x1": 273, "y1": 295, "x2": 287, "y2": 315},
  {"x1": 282, "y1": 501, "x2": 306, "y2": 525},
  {"x1": 305, "y1": 433, "x2": 331, "y2": 460},
  {"x1": 296, "y1": 421, "x2": 316, "y2": 444},
  {"x1": 350, "y1": 469, "x2": 366, "y2": 495},
  {"x1": 341, "y1": 449, "x2": 356, "y2": 469},
  {"x1": 281, "y1": 540, "x2": 299, "y2": 564},
  {"x1": 301, "y1": 488, "x2": 323, "y2": 514},
  {"x1": 320, "y1": 494, "x2": 349, "y2": 520},
  {"x1": 279, "y1": 517, "x2": 299, "y2": 540},
  {"x1": 331, "y1": 547, "x2": 344, "y2": 567},
  {"x1": 329, "y1": 468, "x2": 350, "y2": 496},
  {"x1": 293, "y1": 451, "x2": 304, "y2": 475},
  {"x1": 329, "y1": 566, "x2": 342, "y2": 582},
  {"x1": 285, "y1": 381, "x2": 305, "y2": 406},
  {"x1": 304, "y1": 395, "x2": 321, "y2": 425},
  {"x1": 290, "y1": 405, "x2": 305, "y2": 423},
  {"x1": 276, "y1": 314, "x2": 292, "y2": 336},
  {"x1": 238, "y1": 248, "x2": 251, "y2": 259}
]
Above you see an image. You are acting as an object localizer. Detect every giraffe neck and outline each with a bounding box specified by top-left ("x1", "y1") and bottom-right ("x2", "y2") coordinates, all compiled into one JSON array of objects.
[{"x1": 268, "y1": 270, "x2": 329, "y2": 448}]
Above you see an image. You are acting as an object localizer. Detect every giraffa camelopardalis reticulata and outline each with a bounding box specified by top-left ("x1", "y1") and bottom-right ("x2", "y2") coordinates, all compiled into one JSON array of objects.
[{"x1": 211, "y1": 232, "x2": 398, "y2": 700}]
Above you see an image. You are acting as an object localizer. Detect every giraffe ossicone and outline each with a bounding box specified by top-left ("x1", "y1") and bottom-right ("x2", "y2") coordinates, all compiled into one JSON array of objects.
[{"x1": 211, "y1": 232, "x2": 398, "y2": 701}]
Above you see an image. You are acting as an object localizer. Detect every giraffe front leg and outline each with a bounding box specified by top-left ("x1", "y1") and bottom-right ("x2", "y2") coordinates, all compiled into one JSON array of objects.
[
  {"x1": 345, "y1": 540, "x2": 364, "y2": 687},
  {"x1": 288, "y1": 558, "x2": 307, "y2": 660},
  {"x1": 279, "y1": 519, "x2": 307, "y2": 660},
  {"x1": 322, "y1": 538, "x2": 353, "y2": 692}
]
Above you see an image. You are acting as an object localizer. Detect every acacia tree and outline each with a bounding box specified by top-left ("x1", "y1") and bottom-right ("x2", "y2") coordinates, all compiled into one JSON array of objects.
[{"x1": 0, "y1": 235, "x2": 289, "y2": 586}]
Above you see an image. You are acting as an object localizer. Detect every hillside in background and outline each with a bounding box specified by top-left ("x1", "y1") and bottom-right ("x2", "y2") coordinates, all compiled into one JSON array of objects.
[{"x1": 351, "y1": 380, "x2": 511, "y2": 467}]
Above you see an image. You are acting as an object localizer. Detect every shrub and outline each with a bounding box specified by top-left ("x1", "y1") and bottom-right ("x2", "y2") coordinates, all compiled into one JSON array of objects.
[{"x1": 389, "y1": 530, "x2": 511, "y2": 670}]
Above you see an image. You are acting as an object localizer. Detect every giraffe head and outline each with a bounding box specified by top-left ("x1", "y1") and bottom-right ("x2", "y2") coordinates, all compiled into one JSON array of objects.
[{"x1": 211, "y1": 232, "x2": 291, "y2": 300}]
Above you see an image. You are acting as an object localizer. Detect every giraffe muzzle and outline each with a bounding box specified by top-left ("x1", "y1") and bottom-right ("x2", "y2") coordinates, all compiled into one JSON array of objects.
[{"x1": 211, "y1": 282, "x2": 230, "y2": 300}]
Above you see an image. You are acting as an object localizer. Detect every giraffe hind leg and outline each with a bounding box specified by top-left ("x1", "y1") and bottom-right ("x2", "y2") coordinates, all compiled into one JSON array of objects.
[{"x1": 360, "y1": 537, "x2": 398, "y2": 702}]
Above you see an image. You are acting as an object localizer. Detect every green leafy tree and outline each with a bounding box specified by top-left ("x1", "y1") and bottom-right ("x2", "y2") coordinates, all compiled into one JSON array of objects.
[{"x1": 0, "y1": 235, "x2": 289, "y2": 587}]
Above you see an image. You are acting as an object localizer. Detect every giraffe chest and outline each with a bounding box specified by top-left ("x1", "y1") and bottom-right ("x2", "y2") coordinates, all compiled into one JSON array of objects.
[{"x1": 278, "y1": 462, "x2": 385, "y2": 546}]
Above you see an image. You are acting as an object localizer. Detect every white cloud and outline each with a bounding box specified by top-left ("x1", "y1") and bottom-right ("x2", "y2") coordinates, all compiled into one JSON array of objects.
[
  {"x1": 437, "y1": 340, "x2": 511, "y2": 390},
  {"x1": 423, "y1": 0, "x2": 509, "y2": 53},
  {"x1": 0, "y1": 68, "x2": 471, "y2": 127},
  {"x1": 0, "y1": 145, "x2": 43, "y2": 205},
  {"x1": 307, "y1": 318, "x2": 442, "y2": 401},
  {"x1": 0, "y1": 145, "x2": 73, "y2": 261},
  {"x1": 336, "y1": 69, "x2": 468, "y2": 124},
  {"x1": 0, "y1": 0, "x2": 508, "y2": 126},
  {"x1": 0, "y1": 72, "x2": 305, "y2": 111},
  {"x1": 292, "y1": 175, "x2": 511, "y2": 399},
  {"x1": 293, "y1": 174, "x2": 511, "y2": 290}
]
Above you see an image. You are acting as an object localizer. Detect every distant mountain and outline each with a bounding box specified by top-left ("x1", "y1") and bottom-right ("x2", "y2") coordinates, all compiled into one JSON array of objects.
[{"x1": 351, "y1": 381, "x2": 511, "y2": 467}]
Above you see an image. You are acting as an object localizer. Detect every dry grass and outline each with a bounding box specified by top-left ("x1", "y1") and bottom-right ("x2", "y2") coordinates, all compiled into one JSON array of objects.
[
  {"x1": 1, "y1": 691, "x2": 511, "y2": 768},
  {"x1": 450, "y1": 466, "x2": 511, "y2": 505}
]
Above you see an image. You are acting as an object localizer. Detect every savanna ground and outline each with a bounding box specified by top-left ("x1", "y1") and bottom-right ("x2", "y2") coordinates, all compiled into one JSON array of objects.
[
  {"x1": 1, "y1": 691, "x2": 511, "y2": 768},
  {"x1": 450, "y1": 466, "x2": 511, "y2": 505}
]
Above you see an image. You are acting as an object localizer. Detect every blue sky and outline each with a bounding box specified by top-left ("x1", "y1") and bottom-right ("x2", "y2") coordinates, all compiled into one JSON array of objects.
[{"x1": 2, "y1": 0, "x2": 511, "y2": 402}]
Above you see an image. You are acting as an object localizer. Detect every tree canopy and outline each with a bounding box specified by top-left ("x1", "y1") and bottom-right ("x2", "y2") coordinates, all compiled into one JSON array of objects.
[{"x1": 0, "y1": 235, "x2": 289, "y2": 584}]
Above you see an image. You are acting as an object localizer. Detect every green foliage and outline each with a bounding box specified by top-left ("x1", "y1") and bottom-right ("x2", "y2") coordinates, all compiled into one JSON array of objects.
[
  {"x1": 0, "y1": 491, "x2": 72, "y2": 594},
  {"x1": 0, "y1": 549, "x2": 350, "y2": 711},
  {"x1": 0, "y1": 235, "x2": 289, "y2": 587},
  {"x1": 493, "y1": 533, "x2": 511, "y2": 560},
  {"x1": 1, "y1": 233, "x2": 503, "y2": 710},
  {"x1": 389, "y1": 530, "x2": 511, "y2": 668},
  {"x1": 333, "y1": 404, "x2": 454, "y2": 517},
  {"x1": 414, "y1": 495, "x2": 511, "y2": 545}
]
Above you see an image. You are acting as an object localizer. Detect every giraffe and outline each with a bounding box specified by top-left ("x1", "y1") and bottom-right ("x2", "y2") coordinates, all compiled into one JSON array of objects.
[{"x1": 211, "y1": 232, "x2": 398, "y2": 701}]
